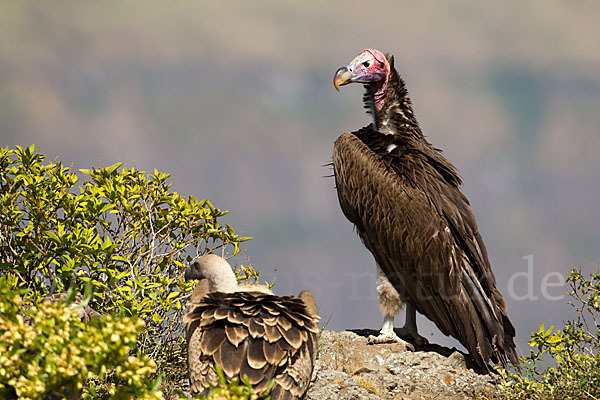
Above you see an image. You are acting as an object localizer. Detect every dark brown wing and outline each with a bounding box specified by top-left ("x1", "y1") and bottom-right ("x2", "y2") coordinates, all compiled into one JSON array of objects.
[
  {"x1": 184, "y1": 291, "x2": 319, "y2": 398},
  {"x1": 333, "y1": 130, "x2": 517, "y2": 367}
]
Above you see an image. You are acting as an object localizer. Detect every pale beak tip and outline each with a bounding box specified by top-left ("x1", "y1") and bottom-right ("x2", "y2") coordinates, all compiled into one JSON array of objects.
[{"x1": 333, "y1": 66, "x2": 352, "y2": 92}]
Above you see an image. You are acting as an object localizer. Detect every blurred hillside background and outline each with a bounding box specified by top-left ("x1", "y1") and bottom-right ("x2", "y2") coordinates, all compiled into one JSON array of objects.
[{"x1": 1, "y1": 1, "x2": 599, "y2": 354}]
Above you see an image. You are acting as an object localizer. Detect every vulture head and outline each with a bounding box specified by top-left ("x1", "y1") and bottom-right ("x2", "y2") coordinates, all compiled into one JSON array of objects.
[
  {"x1": 185, "y1": 254, "x2": 273, "y2": 296},
  {"x1": 184, "y1": 254, "x2": 238, "y2": 293},
  {"x1": 334, "y1": 48, "x2": 391, "y2": 104}
]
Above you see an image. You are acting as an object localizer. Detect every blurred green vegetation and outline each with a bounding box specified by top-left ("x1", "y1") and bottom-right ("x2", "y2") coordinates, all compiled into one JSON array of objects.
[
  {"x1": 0, "y1": 282, "x2": 162, "y2": 400},
  {"x1": 499, "y1": 269, "x2": 600, "y2": 400}
]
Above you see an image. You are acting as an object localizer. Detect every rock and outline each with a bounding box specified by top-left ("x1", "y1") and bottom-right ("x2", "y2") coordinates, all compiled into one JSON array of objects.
[{"x1": 307, "y1": 330, "x2": 498, "y2": 400}]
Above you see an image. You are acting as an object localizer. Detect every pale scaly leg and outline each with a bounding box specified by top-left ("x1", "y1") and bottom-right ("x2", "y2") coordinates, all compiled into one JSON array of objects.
[
  {"x1": 367, "y1": 266, "x2": 414, "y2": 350},
  {"x1": 395, "y1": 303, "x2": 428, "y2": 346}
]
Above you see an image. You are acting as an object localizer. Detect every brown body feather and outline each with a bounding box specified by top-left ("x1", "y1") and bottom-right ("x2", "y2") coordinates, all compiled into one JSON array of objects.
[
  {"x1": 185, "y1": 289, "x2": 319, "y2": 399},
  {"x1": 333, "y1": 54, "x2": 517, "y2": 367}
]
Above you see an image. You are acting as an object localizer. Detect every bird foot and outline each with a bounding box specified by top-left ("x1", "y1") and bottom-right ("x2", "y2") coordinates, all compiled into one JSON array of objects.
[
  {"x1": 394, "y1": 327, "x2": 429, "y2": 347},
  {"x1": 367, "y1": 333, "x2": 415, "y2": 350}
]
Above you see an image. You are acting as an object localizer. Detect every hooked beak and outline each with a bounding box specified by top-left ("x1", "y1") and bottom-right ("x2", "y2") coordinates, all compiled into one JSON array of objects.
[
  {"x1": 184, "y1": 265, "x2": 193, "y2": 281},
  {"x1": 184, "y1": 261, "x2": 201, "y2": 281},
  {"x1": 333, "y1": 66, "x2": 352, "y2": 91}
]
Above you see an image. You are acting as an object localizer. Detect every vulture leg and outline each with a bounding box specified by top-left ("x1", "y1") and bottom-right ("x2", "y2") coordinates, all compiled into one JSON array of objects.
[
  {"x1": 368, "y1": 266, "x2": 414, "y2": 350},
  {"x1": 396, "y1": 303, "x2": 429, "y2": 347}
]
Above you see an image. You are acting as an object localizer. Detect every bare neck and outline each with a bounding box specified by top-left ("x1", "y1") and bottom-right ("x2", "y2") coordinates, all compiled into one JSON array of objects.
[{"x1": 363, "y1": 68, "x2": 421, "y2": 137}]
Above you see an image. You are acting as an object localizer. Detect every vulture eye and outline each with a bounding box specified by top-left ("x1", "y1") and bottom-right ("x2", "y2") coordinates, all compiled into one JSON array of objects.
[{"x1": 362, "y1": 61, "x2": 371, "y2": 68}]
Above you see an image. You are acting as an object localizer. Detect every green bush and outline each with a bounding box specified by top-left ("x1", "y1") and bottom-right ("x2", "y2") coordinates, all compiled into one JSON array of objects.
[
  {"x1": 499, "y1": 268, "x2": 600, "y2": 400},
  {"x1": 0, "y1": 279, "x2": 161, "y2": 399},
  {"x1": 0, "y1": 145, "x2": 251, "y2": 394}
]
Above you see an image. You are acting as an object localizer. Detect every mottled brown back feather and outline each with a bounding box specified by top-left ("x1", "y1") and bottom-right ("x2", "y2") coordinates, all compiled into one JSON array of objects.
[{"x1": 186, "y1": 290, "x2": 319, "y2": 399}]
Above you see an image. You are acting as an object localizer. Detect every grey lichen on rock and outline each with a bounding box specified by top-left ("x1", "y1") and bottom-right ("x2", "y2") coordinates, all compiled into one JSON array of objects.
[{"x1": 307, "y1": 330, "x2": 498, "y2": 400}]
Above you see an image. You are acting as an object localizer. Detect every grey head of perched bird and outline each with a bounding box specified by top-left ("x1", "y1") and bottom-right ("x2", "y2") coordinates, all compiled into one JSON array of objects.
[{"x1": 183, "y1": 254, "x2": 319, "y2": 399}]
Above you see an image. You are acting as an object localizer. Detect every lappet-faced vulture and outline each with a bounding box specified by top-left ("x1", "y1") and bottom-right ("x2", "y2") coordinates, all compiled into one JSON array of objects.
[
  {"x1": 332, "y1": 49, "x2": 518, "y2": 367},
  {"x1": 183, "y1": 254, "x2": 319, "y2": 399}
]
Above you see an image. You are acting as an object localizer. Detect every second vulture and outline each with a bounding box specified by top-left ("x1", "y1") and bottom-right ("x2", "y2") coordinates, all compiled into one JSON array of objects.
[
  {"x1": 184, "y1": 254, "x2": 319, "y2": 399},
  {"x1": 332, "y1": 48, "x2": 518, "y2": 367}
]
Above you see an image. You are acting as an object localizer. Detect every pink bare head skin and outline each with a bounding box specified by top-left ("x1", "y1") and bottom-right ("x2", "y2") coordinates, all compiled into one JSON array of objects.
[{"x1": 333, "y1": 48, "x2": 391, "y2": 104}]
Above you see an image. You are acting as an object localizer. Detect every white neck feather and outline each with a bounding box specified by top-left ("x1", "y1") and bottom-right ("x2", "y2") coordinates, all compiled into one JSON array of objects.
[{"x1": 203, "y1": 255, "x2": 238, "y2": 293}]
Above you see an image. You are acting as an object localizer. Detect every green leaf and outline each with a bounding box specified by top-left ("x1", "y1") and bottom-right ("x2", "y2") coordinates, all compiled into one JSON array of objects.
[
  {"x1": 44, "y1": 231, "x2": 61, "y2": 245},
  {"x1": 167, "y1": 291, "x2": 180, "y2": 300},
  {"x1": 99, "y1": 203, "x2": 114, "y2": 213},
  {"x1": 104, "y1": 162, "x2": 123, "y2": 175}
]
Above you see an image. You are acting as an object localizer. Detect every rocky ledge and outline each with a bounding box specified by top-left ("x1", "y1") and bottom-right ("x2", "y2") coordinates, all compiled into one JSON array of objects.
[{"x1": 307, "y1": 329, "x2": 499, "y2": 400}]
